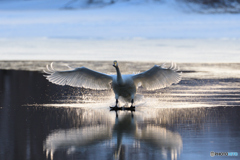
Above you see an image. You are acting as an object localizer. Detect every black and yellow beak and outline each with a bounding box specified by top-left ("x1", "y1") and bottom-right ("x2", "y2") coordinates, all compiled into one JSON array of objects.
[{"x1": 113, "y1": 61, "x2": 117, "y2": 67}]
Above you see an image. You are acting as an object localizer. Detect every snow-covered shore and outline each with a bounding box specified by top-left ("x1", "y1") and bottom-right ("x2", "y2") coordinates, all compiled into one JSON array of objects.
[
  {"x1": 1, "y1": 0, "x2": 240, "y2": 39},
  {"x1": 0, "y1": 0, "x2": 239, "y2": 62}
]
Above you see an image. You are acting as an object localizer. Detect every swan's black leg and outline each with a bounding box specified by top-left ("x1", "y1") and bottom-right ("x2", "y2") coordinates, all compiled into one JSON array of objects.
[
  {"x1": 115, "y1": 99, "x2": 118, "y2": 108},
  {"x1": 110, "y1": 99, "x2": 120, "y2": 110},
  {"x1": 130, "y1": 99, "x2": 135, "y2": 108}
]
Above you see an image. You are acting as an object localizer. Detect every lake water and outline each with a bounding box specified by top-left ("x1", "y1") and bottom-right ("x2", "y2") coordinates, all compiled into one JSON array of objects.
[{"x1": 0, "y1": 61, "x2": 240, "y2": 160}]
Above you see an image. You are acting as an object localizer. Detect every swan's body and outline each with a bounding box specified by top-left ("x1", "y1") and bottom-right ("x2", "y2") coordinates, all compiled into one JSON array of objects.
[
  {"x1": 112, "y1": 74, "x2": 136, "y2": 103},
  {"x1": 44, "y1": 61, "x2": 181, "y2": 107}
]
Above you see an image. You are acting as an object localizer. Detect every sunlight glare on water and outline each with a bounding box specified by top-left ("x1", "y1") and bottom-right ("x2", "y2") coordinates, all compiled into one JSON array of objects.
[{"x1": 0, "y1": 61, "x2": 240, "y2": 160}]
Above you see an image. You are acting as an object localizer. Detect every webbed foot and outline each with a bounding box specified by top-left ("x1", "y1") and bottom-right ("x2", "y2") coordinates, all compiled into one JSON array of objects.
[
  {"x1": 130, "y1": 105, "x2": 135, "y2": 108},
  {"x1": 110, "y1": 106, "x2": 122, "y2": 110}
]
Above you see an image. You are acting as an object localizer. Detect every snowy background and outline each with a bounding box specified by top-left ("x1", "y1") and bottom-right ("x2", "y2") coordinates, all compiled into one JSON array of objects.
[{"x1": 0, "y1": 0, "x2": 240, "y2": 62}]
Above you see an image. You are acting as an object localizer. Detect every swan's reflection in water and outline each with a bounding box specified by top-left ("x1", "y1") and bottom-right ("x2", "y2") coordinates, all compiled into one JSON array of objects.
[{"x1": 44, "y1": 107, "x2": 182, "y2": 160}]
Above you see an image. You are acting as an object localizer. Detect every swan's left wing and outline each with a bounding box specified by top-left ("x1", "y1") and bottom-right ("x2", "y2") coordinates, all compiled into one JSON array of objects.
[
  {"x1": 132, "y1": 63, "x2": 181, "y2": 90},
  {"x1": 44, "y1": 63, "x2": 113, "y2": 90}
]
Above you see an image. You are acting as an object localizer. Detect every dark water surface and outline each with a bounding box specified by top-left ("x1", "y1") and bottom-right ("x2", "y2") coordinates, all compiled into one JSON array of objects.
[{"x1": 0, "y1": 61, "x2": 240, "y2": 160}]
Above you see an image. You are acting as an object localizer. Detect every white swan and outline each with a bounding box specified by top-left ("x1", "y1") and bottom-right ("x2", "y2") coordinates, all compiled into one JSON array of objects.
[{"x1": 44, "y1": 61, "x2": 181, "y2": 108}]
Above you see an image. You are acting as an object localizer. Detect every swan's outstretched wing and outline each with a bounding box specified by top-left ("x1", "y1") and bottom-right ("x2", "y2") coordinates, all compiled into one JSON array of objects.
[
  {"x1": 135, "y1": 125, "x2": 182, "y2": 152},
  {"x1": 44, "y1": 63, "x2": 113, "y2": 90},
  {"x1": 44, "y1": 125, "x2": 112, "y2": 156},
  {"x1": 132, "y1": 63, "x2": 181, "y2": 90}
]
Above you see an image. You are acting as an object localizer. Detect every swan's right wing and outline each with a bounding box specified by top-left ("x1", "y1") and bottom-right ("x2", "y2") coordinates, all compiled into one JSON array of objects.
[
  {"x1": 132, "y1": 63, "x2": 181, "y2": 90},
  {"x1": 135, "y1": 125, "x2": 182, "y2": 151},
  {"x1": 44, "y1": 63, "x2": 113, "y2": 90}
]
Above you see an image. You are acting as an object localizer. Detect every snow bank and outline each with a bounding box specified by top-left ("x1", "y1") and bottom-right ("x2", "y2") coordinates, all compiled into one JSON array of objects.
[{"x1": 0, "y1": 38, "x2": 239, "y2": 62}]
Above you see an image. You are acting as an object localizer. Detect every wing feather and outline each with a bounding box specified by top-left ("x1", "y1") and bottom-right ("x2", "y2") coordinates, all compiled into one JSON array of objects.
[
  {"x1": 132, "y1": 63, "x2": 181, "y2": 90},
  {"x1": 44, "y1": 63, "x2": 113, "y2": 90}
]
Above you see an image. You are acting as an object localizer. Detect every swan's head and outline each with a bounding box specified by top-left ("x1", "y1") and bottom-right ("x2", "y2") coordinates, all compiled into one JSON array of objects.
[{"x1": 113, "y1": 60, "x2": 118, "y2": 68}]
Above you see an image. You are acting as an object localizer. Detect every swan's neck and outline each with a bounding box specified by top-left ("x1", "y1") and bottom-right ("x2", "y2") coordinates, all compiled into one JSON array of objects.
[{"x1": 116, "y1": 67, "x2": 124, "y2": 85}]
